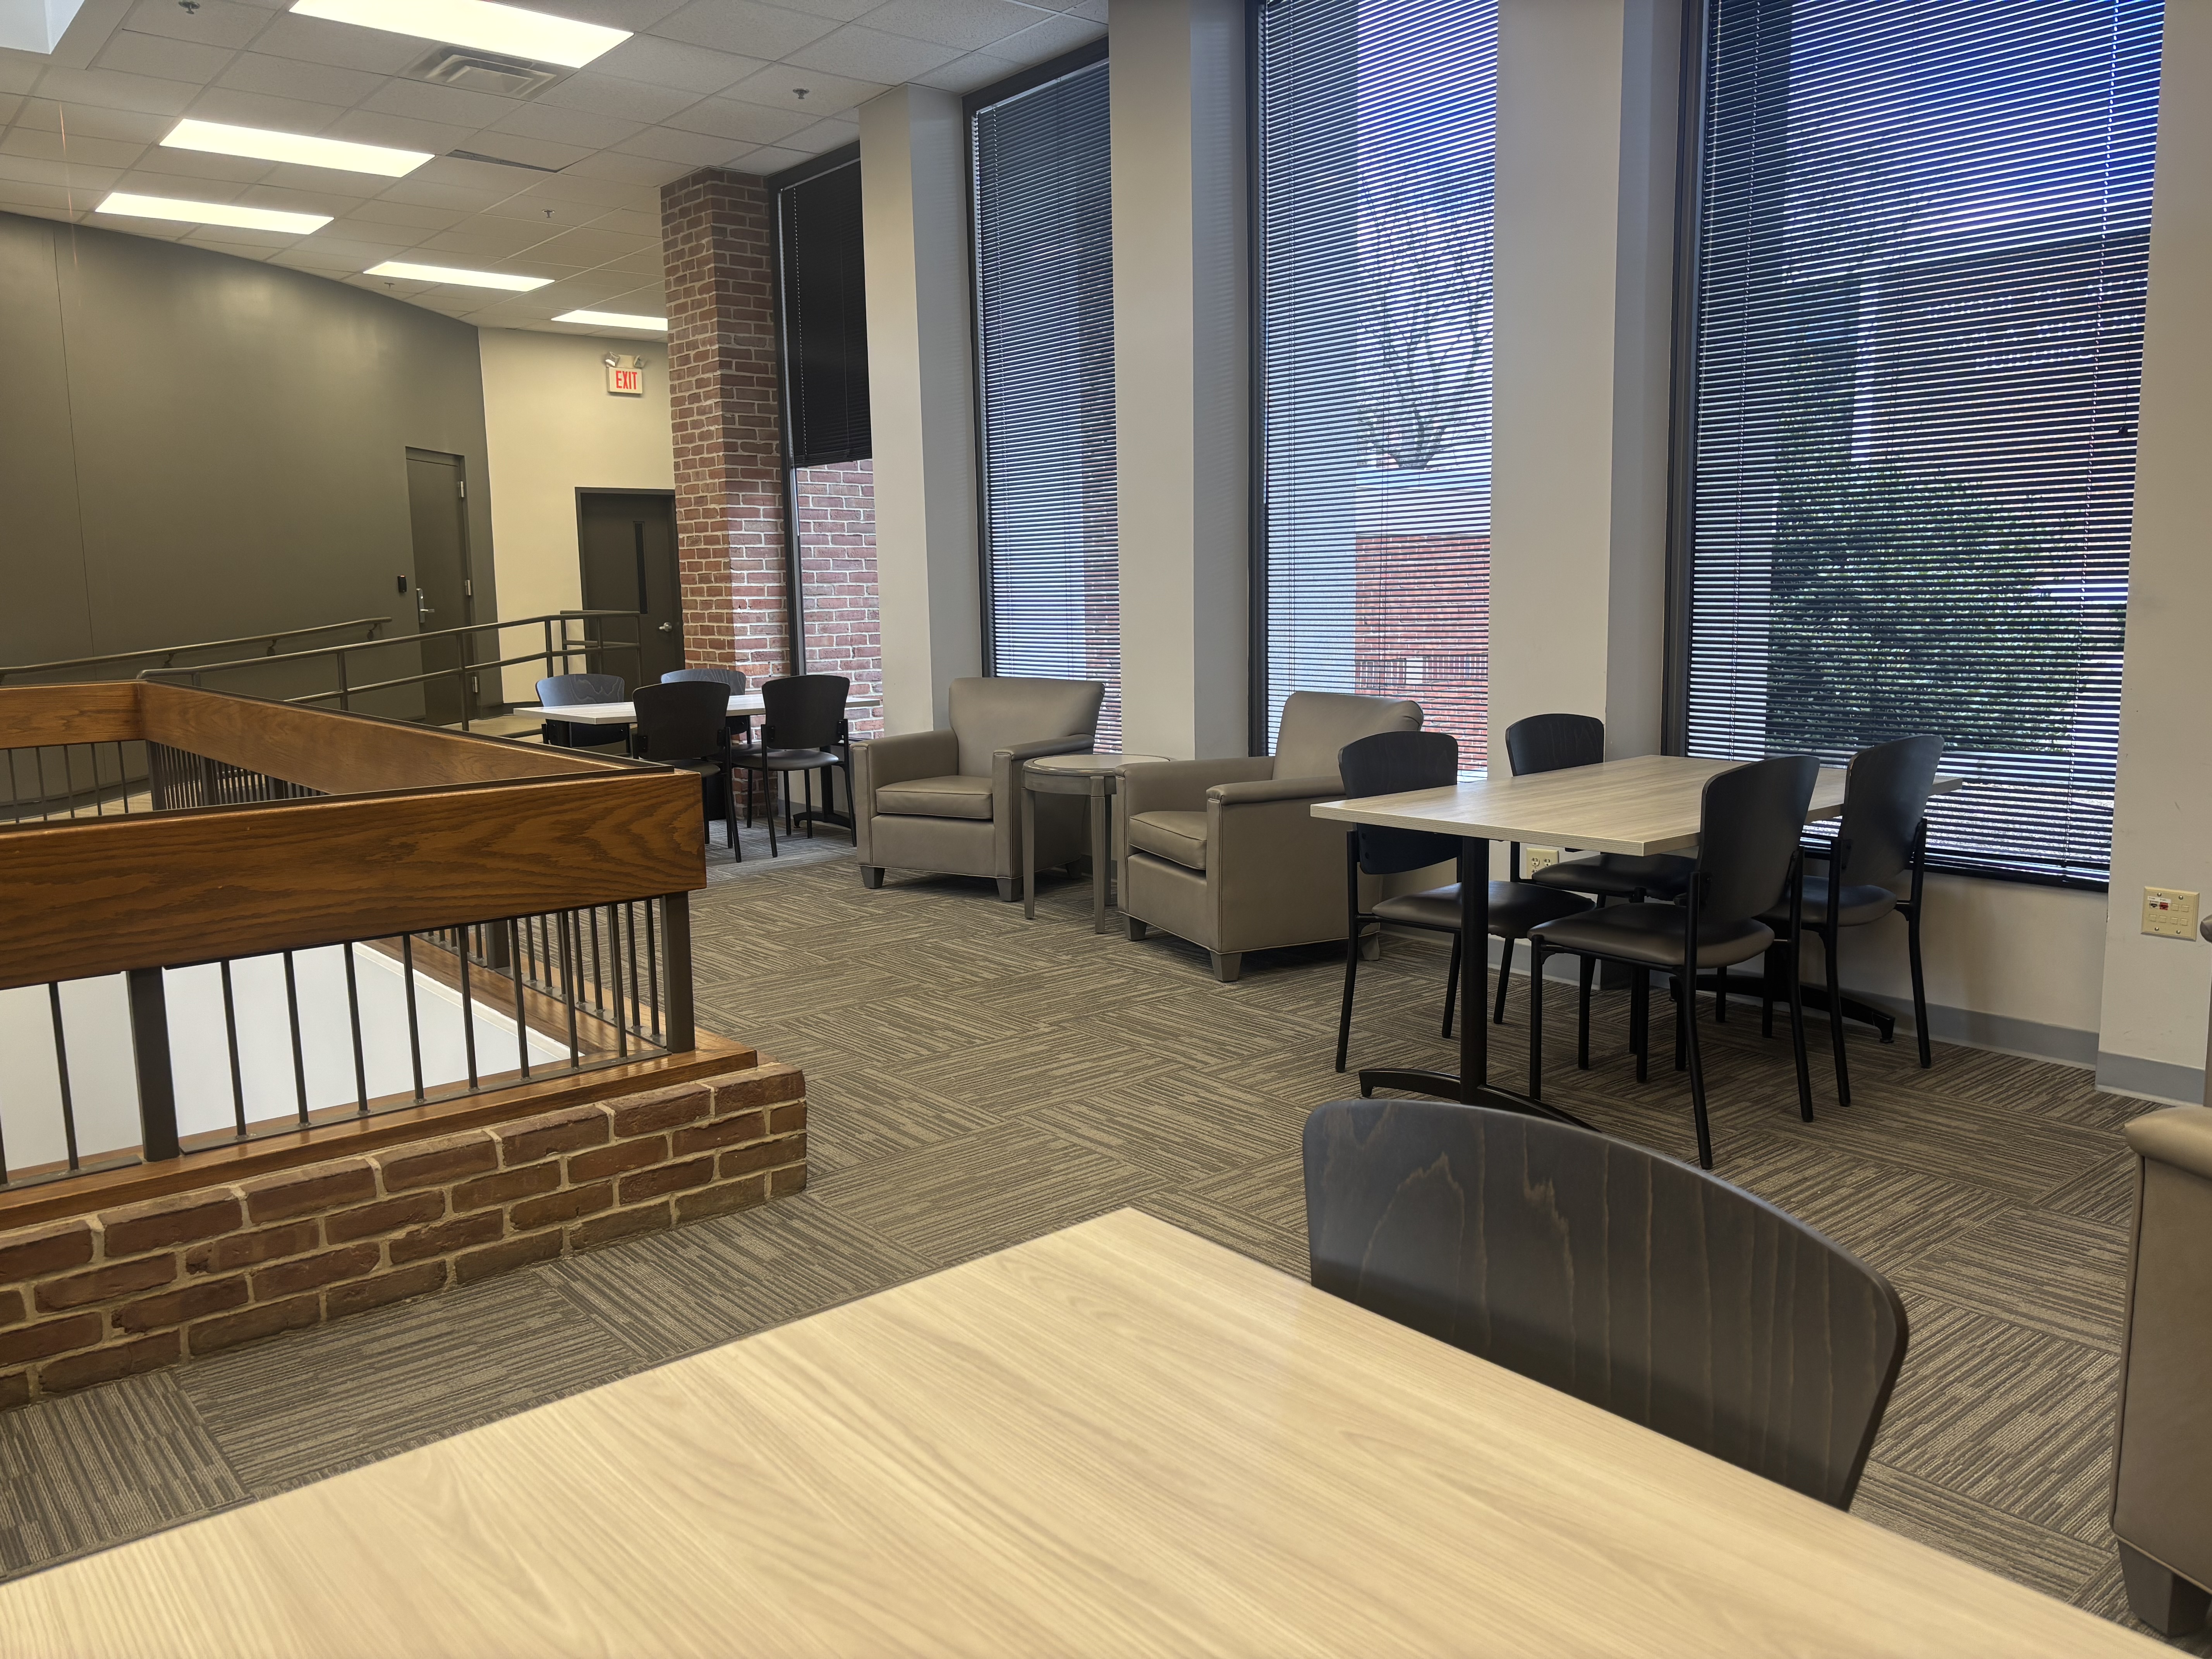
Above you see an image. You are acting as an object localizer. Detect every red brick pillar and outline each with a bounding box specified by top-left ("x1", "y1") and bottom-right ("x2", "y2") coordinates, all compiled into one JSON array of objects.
[{"x1": 660, "y1": 168, "x2": 789, "y2": 682}]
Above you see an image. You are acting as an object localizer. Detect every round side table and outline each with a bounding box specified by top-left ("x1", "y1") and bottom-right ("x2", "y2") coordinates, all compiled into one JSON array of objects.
[{"x1": 1022, "y1": 752, "x2": 1168, "y2": 933}]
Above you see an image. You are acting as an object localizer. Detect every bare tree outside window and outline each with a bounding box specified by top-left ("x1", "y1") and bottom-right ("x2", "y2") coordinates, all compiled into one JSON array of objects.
[{"x1": 1357, "y1": 185, "x2": 1491, "y2": 471}]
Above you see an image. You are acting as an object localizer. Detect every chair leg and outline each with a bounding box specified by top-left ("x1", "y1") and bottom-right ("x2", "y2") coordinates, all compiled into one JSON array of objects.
[
  {"x1": 2120, "y1": 1541, "x2": 2212, "y2": 1637},
  {"x1": 1441, "y1": 933, "x2": 1461, "y2": 1039},
  {"x1": 1683, "y1": 976, "x2": 1715, "y2": 1170},
  {"x1": 1577, "y1": 953, "x2": 1594, "y2": 1070},
  {"x1": 722, "y1": 764, "x2": 739, "y2": 863},
  {"x1": 1336, "y1": 925, "x2": 1361, "y2": 1073},
  {"x1": 1908, "y1": 906, "x2": 1933, "y2": 1068},
  {"x1": 745, "y1": 767, "x2": 756, "y2": 828},
  {"x1": 1761, "y1": 943, "x2": 1778, "y2": 1038},
  {"x1": 1492, "y1": 935, "x2": 1513, "y2": 1025},
  {"x1": 996, "y1": 877, "x2": 1019, "y2": 902},
  {"x1": 1632, "y1": 969, "x2": 1649, "y2": 1084},
  {"x1": 1210, "y1": 951, "x2": 1242, "y2": 983},
  {"x1": 860, "y1": 865, "x2": 884, "y2": 889},
  {"x1": 1715, "y1": 966, "x2": 1728, "y2": 1024},
  {"x1": 1527, "y1": 941, "x2": 1545, "y2": 1101},
  {"x1": 1785, "y1": 934, "x2": 1815, "y2": 1121},
  {"x1": 1674, "y1": 974, "x2": 1687, "y2": 1072},
  {"x1": 1126, "y1": 917, "x2": 1147, "y2": 941},
  {"x1": 804, "y1": 769, "x2": 817, "y2": 838},
  {"x1": 765, "y1": 776, "x2": 779, "y2": 857},
  {"x1": 1822, "y1": 925, "x2": 1851, "y2": 1107}
]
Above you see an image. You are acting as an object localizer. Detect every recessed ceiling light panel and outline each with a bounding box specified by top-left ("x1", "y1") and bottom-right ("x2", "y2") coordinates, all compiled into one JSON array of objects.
[
  {"x1": 367, "y1": 260, "x2": 552, "y2": 290},
  {"x1": 96, "y1": 192, "x2": 331, "y2": 234},
  {"x1": 291, "y1": 0, "x2": 629, "y2": 70},
  {"x1": 162, "y1": 119, "x2": 433, "y2": 178},
  {"x1": 554, "y1": 309, "x2": 668, "y2": 332}
]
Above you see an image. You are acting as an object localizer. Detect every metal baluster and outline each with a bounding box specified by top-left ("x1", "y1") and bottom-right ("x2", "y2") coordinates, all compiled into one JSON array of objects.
[
  {"x1": 589, "y1": 903, "x2": 605, "y2": 1014},
  {"x1": 459, "y1": 933, "x2": 480, "y2": 1088},
  {"x1": 508, "y1": 919, "x2": 531, "y2": 1080},
  {"x1": 645, "y1": 900, "x2": 661, "y2": 1045},
  {"x1": 608, "y1": 905, "x2": 630, "y2": 1059},
  {"x1": 343, "y1": 942, "x2": 368, "y2": 1111},
  {"x1": 48, "y1": 984, "x2": 79, "y2": 1171},
  {"x1": 283, "y1": 950, "x2": 309, "y2": 1124},
  {"x1": 126, "y1": 968, "x2": 182, "y2": 1161},
  {"x1": 220, "y1": 960, "x2": 247, "y2": 1137},
  {"x1": 624, "y1": 902, "x2": 641, "y2": 1041},
  {"x1": 401, "y1": 936, "x2": 426, "y2": 1102},
  {"x1": 559, "y1": 910, "x2": 581, "y2": 1068}
]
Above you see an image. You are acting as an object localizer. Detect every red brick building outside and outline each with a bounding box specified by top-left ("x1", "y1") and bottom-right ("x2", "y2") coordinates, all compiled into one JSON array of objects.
[
  {"x1": 1353, "y1": 532, "x2": 1491, "y2": 767},
  {"x1": 792, "y1": 460, "x2": 883, "y2": 738}
]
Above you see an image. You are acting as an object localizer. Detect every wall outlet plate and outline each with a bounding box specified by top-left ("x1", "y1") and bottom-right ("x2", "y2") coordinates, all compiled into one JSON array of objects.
[
  {"x1": 2142, "y1": 886, "x2": 2199, "y2": 939},
  {"x1": 1525, "y1": 847, "x2": 1561, "y2": 873}
]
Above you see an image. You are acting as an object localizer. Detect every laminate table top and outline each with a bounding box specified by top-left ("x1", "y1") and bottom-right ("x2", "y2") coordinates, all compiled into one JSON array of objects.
[
  {"x1": 1312, "y1": 752, "x2": 1963, "y2": 856},
  {"x1": 0, "y1": 1209, "x2": 2154, "y2": 1657},
  {"x1": 513, "y1": 692, "x2": 884, "y2": 726}
]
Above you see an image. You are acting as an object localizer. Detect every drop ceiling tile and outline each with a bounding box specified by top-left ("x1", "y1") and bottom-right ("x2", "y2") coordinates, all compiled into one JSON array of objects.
[
  {"x1": 534, "y1": 70, "x2": 701, "y2": 124},
  {"x1": 532, "y1": 0, "x2": 689, "y2": 29},
  {"x1": 0, "y1": 94, "x2": 19, "y2": 124},
  {"x1": 359, "y1": 77, "x2": 521, "y2": 130},
  {"x1": 214, "y1": 50, "x2": 386, "y2": 108},
  {"x1": 486, "y1": 100, "x2": 644, "y2": 150},
  {"x1": 584, "y1": 206, "x2": 661, "y2": 237},
  {"x1": 266, "y1": 242, "x2": 373, "y2": 271},
  {"x1": 108, "y1": 165, "x2": 249, "y2": 197},
  {"x1": 120, "y1": 0, "x2": 270, "y2": 49},
  {"x1": 0, "y1": 58, "x2": 46, "y2": 96},
  {"x1": 477, "y1": 188, "x2": 603, "y2": 224},
  {"x1": 659, "y1": 94, "x2": 811, "y2": 144},
  {"x1": 860, "y1": 0, "x2": 1057, "y2": 53},
  {"x1": 290, "y1": 235, "x2": 422, "y2": 268},
  {"x1": 590, "y1": 34, "x2": 763, "y2": 95},
  {"x1": 407, "y1": 153, "x2": 548, "y2": 191},
  {"x1": 452, "y1": 132, "x2": 592, "y2": 171},
  {"x1": 374, "y1": 176, "x2": 518, "y2": 211},
  {"x1": 178, "y1": 222, "x2": 312, "y2": 252},
  {"x1": 0, "y1": 127, "x2": 144, "y2": 168},
  {"x1": 558, "y1": 149, "x2": 692, "y2": 187},
  {"x1": 0, "y1": 151, "x2": 122, "y2": 189},
  {"x1": 785, "y1": 24, "x2": 959, "y2": 81},
  {"x1": 127, "y1": 145, "x2": 276, "y2": 185},
  {"x1": 508, "y1": 171, "x2": 656, "y2": 209},
  {"x1": 533, "y1": 225, "x2": 651, "y2": 265},
  {"x1": 1061, "y1": 0, "x2": 1105, "y2": 20},
  {"x1": 9, "y1": 99, "x2": 172, "y2": 140},
  {"x1": 756, "y1": 0, "x2": 880, "y2": 18},
  {"x1": 612, "y1": 124, "x2": 745, "y2": 167},
  {"x1": 183, "y1": 87, "x2": 350, "y2": 133},
  {"x1": 721, "y1": 64, "x2": 884, "y2": 117},
  {"x1": 420, "y1": 220, "x2": 563, "y2": 257},
  {"x1": 320, "y1": 110, "x2": 477, "y2": 155},
  {"x1": 590, "y1": 245, "x2": 665, "y2": 275},
  {"x1": 323, "y1": 215, "x2": 435, "y2": 249},
  {"x1": 653, "y1": 1, "x2": 842, "y2": 60},
  {"x1": 244, "y1": 12, "x2": 424, "y2": 73},
  {"x1": 33, "y1": 66, "x2": 203, "y2": 117},
  {"x1": 986, "y1": 12, "x2": 1103, "y2": 61},
  {"x1": 781, "y1": 115, "x2": 857, "y2": 151},
  {"x1": 727, "y1": 142, "x2": 811, "y2": 175},
  {"x1": 912, "y1": 48, "x2": 1020, "y2": 93},
  {"x1": 337, "y1": 197, "x2": 463, "y2": 230},
  {"x1": 237, "y1": 178, "x2": 383, "y2": 212},
  {"x1": 95, "y1": 30, "x2": 240, "y2": 83},
  {"x1": 0, "y1": 180, "x2": 82, "y2": 213}
]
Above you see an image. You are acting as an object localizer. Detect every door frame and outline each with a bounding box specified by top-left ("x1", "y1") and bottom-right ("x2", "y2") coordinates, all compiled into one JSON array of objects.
[
  {"x1": 574, "y1": 488, "x2": 680, "y2": 684},
  {"x1": 405, "y1": 447, "x2": 479, "y2": 722}
]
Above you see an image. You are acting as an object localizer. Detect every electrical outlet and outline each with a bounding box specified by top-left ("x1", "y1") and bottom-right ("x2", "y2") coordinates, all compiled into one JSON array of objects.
[
  {"x1": 1525, "y1": 847, "x2": 1561, "y2": 873},
  {"x1": 2142, "y1": 887, "x2": 2199, "y2": 939}
]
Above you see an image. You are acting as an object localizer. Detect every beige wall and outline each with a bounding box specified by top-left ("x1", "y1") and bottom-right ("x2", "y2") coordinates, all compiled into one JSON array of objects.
[{"x1": 477, "y1": 328, "x2": 673, "y2": 703}]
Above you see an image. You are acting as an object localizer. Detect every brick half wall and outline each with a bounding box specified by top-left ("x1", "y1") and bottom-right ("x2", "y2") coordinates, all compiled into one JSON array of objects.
[{"x1": 0, "y1": 1064, "x2": 805, "y2": 1409}]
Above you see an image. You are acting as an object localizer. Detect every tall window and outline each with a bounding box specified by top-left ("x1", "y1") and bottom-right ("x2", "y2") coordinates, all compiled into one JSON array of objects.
[
  {"x1": 776, "y1": 151, "x2": 882, "y2": 736},
  {"x1": 972, "y1": 54, "x2": 1121, "y2": 746},
  {"x1": 1681, "y1": 0, "x2": 2160, "y2": 884},
  {"x1": 1255, "y1": 0, "x2": 1498, "y2": 762}
]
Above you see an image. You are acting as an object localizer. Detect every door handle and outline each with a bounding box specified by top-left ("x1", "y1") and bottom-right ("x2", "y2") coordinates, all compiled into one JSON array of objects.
[{"x1": 658, "y1": 623, "x2": 675, "y2": 634}]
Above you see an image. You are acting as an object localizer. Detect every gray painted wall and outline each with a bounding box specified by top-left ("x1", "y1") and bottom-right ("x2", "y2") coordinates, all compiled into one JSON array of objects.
[{"x1": 0, "y1": 212, "x2": 496, "y2": 708}]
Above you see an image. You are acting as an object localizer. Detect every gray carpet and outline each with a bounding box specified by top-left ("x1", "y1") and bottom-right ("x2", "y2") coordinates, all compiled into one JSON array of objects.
[{"x1": 0, "y1": 842, "x2": 2202, "y2": 1651}]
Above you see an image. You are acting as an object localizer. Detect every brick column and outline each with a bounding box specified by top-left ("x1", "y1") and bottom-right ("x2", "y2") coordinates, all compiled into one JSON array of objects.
[{"x1": 661, "y1": 168, "x2": 790, "y2": 682}]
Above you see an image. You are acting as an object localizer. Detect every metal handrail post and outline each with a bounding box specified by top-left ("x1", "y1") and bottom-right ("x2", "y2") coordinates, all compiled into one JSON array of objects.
[
  {"x1": 127, "y1": 968, "x2": 182, "y2": 1161},
  {"x1": 660, "y1": 892, "x2": 695, "y2": 1051}
]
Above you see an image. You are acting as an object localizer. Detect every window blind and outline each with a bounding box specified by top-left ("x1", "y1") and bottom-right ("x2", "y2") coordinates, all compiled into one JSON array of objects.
[
  {"x1": 777, "y1": 156, "x2": 870, "y2": 469},
  {"x1": 972, "y1": 57, "x2": 1121, "y2": 747},
  {"x1": 1255, "y1": 0, "x2": 1498, "y2": 763},
  {"x1": 1682, "y1": 0, "x2": 2160, "y2": 885}
]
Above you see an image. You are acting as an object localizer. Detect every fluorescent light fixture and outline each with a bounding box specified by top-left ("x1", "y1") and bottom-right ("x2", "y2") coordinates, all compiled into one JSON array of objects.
[
  {"x1": 366, "y1": 259, "x2": 552, "y2": 290},
  {"x1": 162, "y1": 119, "x2": 432, "y2": 178},
  {"x1": 554, "y1": 309, "x2": 668, "y2": 331},
  {"x1": 290, "y1": 0, "x2": 629, "y2": 69},
  {"x1": 96, "y1": 192, "x2": 331, "y2": 235}
]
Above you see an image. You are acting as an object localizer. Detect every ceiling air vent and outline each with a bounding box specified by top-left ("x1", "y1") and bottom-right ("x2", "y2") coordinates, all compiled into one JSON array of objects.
[{"x1": 407, "y1": 45, "x2": 562, "y2": 100}]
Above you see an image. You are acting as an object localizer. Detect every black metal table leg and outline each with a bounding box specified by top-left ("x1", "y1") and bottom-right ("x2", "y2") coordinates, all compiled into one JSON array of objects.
[{"x1": 1358, "y1": 836, "x2": 1590, "y2": 1129}]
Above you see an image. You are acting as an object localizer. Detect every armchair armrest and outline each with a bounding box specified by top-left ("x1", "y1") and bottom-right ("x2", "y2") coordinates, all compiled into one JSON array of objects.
[
  {"x1": 990, "y1": 734, "x2": 1097, "y2": 883},
  {"x1": 1123, "y1": 756, "x2": 1274, "y2": 817},
  {"x1": 1208, "y1": 773, "x2": 1343, "y2": 807},
  {"x1": 854, "y1": 729, "x2": 959, "y2": 797}
]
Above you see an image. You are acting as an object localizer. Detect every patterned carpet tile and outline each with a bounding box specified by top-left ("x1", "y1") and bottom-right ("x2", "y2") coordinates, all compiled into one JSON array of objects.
[
  {"x1": 1892, "y1": 1209, "x2": 2133, "y2": 1348},
  {"x1": 1852, "y1": 1460, "x2": 2113, "y2": 1600}
]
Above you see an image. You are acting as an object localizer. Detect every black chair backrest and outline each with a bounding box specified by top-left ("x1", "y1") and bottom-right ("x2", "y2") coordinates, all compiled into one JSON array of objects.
[
  {"x1": 1835, "y1": 735, "x2": 1941, "y2": 887},
  {"x1": 1337, "y1": 731, "x2": 1461, "y2": 875},
  {"x1": 1304, "y1": 1099, "x2": 1906, "y2": 1509},
  {"x1": 538, "y1": 672, "x2": 625, "y2": 707},
  {"x1": 1697, "y1": 754, "x2": 1819, "y2": 923},
  {"x1": 661, "y1": 667, "x2": 748, "y2": 694},
  {"x1": 1504, "y1": 712, "x2": 1605, "y2": 777},
  {"x1": 761, "y1": 674, "x2": 849, "y2": 751},
  {"x1": 631, "y1": 680, "x2": 728, "y2": 763}
]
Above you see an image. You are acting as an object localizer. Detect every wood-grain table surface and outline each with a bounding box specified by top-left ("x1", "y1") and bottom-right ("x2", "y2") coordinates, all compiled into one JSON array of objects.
[{"x1": 0, "y1": 1209, "x2": 2153, "y2": 1658}]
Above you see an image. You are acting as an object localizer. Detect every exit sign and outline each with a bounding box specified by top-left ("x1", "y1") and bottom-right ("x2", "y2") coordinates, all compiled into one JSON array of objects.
[{"x1": 605, "y1": 356, "x2": 645, "y2": 396}]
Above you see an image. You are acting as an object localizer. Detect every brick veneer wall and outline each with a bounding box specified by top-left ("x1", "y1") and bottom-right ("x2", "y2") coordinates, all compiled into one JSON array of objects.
[
  {"x1": 0, "y1": 1064, "x2": 804, "y2": 1410},
  {"x1": 793, "y1": 458, "x2": 882, "y2": 738},
  {"x1": 661, "y1": 167, "x2": 790, "y2": 685}
]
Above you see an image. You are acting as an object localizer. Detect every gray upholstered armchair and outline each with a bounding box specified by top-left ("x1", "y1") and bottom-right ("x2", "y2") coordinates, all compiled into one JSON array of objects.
[
  {"x1": 853, "y1": 676, "x2": 1105, "y2": 900},
  {"x1": 1119, "y1": 690, "x2": 1424, "y2": 981}
]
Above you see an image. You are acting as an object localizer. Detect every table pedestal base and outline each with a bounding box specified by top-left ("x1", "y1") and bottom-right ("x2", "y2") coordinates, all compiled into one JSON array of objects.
[
  {"x1": 1696, "y1": 971, "x2": 1897, "y2": 1043},
  {"x1": 1352, "y1": 1069, "x2": 1594, "y2": 1131}
]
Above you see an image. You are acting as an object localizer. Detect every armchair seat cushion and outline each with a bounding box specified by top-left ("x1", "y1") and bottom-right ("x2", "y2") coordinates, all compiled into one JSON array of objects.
[
  {"x1": 876, "y1": 774, "x2": 995, "y2": 820},
  {"x1": 1128, "y1": 810, "x2": 1209, "y2": 871}
]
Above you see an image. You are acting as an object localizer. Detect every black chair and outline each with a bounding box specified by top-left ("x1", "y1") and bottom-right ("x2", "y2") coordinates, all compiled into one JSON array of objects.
[
  {"x1": 1507, "y1": 714, "x2": 1697, "y2": 905},
  {"x1": 662, "y1": 665, "x2": 752, "y2": 745},
  {"x1": 536, "y1": 672, "x2": 628, "y2": 751},
  {"x1": 1302, "y1": 1099, "x2": 1908, "y2": 1510},
  {"x1": 1334, "y1": 731, "x2": 1593, "y2": 1072},
  {"x1": 1741, "y1": 735, "x2": 1942, "y2": 1106},
  {"x1": 1527, "y1": 753, "x2": 1820, "y2": 1169},
  {"x1": 734, "y1": 674, "x2": 849, "y2": 857},
  {"x1": 631, "y1": 680, "x2": 739, "y2": 861}
]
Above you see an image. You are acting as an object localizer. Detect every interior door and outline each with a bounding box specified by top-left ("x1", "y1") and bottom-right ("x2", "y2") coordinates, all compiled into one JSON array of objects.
[
  {"x1": 577, "y1": 491, "x2": 682, "y2": 687},
  {"x1": 404, "y1": 450, "x2": 474, "y2": 725}
]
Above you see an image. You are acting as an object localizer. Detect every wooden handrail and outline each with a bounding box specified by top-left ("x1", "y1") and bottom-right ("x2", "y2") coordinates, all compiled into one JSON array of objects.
[{"x1": 0, "y1": 683, "x2": 142, "y2": 748}]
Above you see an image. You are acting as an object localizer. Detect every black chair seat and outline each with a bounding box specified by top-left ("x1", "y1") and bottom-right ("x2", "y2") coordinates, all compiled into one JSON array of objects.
[
  {"x1": 1762, "y1": 876, "x2": 1898, "y2": 929},
  {"x1": 1374, "y1": 881, "x2": 1595, "y2": 936},
  {"x1": 1530, "y1": 852, "x2": 1695, "y2": 900},
  {"x1": 735, "y1": 745, "x2": 840, "y2": 772},
  {"x1": 1531, "y1": 900, "x2": 1773, "y2": 971}
]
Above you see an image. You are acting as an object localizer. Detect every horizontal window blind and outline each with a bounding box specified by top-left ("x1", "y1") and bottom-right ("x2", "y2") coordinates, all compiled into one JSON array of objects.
[
  {"x1": 1256, "y1": 0, "x2": 1497, "y2": 764},
  {"x1": 1683, "y1": 0, "x2": 2160, "y2": 884},
  {"x1": 778, "y1": 157, "x2": 870, "y2": 469},
  {"x1": 972, "y1": 59, "x2": 1121, "y2": 746}
]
